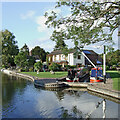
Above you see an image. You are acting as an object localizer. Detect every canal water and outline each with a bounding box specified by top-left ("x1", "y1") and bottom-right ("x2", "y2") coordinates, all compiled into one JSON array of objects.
[{"x1": 1, "y1": 73, "x2": 120, "y2": 118}]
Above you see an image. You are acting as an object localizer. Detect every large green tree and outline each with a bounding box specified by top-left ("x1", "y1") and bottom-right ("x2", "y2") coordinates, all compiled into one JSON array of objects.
[
  {"x1": 20, "y1": 43, "x2": 29, "y2": 55},
  {"x1": 14, "y1": 51, "x2": 29, "y2": 70},
  {"x1": 31, "y1": 46, "x2": 47, "y2": 62},
  {"x1": 45, "y1": 1, "x2": 119, "y2": 51},
  {"x1": 14, "y1": 44, "x2": 35, "y2": 70},
  {"x1": 106, "y1": 49, "x2": 120, "y2": 66},
  {"x1": 1, "y1": 29, "x2": 19, "y2": 67}
]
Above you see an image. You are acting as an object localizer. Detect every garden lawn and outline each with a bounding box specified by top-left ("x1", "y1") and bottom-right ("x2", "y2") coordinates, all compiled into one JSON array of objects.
[
  {"x1": 107, "y1": 71, "x2": 120, "y2": 91},
  {"x1": 21, "y1": 71, "x2": 68, "y2": 78}
]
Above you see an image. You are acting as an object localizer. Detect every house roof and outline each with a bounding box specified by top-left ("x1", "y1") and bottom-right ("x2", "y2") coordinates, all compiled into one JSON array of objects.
[
  {"x1": 47, "y1": 49, "x2": 96, "y2": 56},
  {"x1": 48, "y1": 49, "x2": 103, "y2": 65},
  {"x1": 85, "y1": 51, "x2": 103, "y2": 65}
]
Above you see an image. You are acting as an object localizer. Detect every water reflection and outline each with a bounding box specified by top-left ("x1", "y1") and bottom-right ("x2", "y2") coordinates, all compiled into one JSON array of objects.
[{"x1": 2, "y1": 73, "x2": 119, "y2": 118}]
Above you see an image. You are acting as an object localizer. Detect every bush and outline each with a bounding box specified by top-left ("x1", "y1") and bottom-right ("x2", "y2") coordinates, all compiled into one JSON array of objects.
[
  {"x1": 29, "y1": 67, "x2": 34, "y2": 72},
  {"x1": 21, "y1": 68, "x2": 29, "y2": 72},
  {"x1": 34, "y1": 61, "x2": 42, "y2": 71},
  {"x1": 2, "y1": 65, "x2": 6, "y2": 68},
  {"x1": 70, "y1": 65, "x2": 76, "y2": 69},
  {"x1": 49, "y1": 63, "x2": 61, "y2": 71},
  {"x1": 106, "y1": 65, "x2": 109, "y2": 70},
  {"x1": 64, "y1": 65, "x2": 70, "y2": 70}
]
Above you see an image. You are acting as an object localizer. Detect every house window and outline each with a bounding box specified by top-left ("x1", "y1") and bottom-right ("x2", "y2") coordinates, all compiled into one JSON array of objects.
[{"x1": 78, "y1": 55, "x2": 81, "y2": 59}]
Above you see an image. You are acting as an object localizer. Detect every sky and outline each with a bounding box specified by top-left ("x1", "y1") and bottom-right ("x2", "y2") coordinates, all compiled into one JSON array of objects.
[{"x1": 1, "y1": 1, "x2": 119, "y2": 54}]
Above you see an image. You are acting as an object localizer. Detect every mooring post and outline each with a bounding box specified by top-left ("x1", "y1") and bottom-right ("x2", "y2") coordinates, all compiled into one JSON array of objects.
[{"x1": 103, "y1": 45, "x2": 106, "y2": 84}]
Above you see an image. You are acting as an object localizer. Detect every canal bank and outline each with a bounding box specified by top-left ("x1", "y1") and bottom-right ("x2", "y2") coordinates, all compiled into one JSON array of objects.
[
  {"x1": 87, "y1": 78, "x2": 120, "y2": 100},
  {"x1": 1, "y1": 69, "x2": 120, "y2": 100}
]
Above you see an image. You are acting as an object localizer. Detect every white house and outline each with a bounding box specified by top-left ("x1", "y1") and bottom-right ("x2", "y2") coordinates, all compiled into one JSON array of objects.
[{"x1": 47, "y1": 49, "x2": 102, "y2": 67}]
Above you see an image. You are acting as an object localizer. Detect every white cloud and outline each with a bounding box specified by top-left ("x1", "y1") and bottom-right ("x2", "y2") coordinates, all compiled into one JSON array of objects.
[
  {"x1": 39, "y1": 40, "x2": 55, "y2": 52},
  {"x1": 35, "y1": 16, "x2": 48, "y2": 32},
  {"x1": 20, "y1": 10, "x2": 35, "y2": 20},
  {"x1": 28, "y1": 38, "x2": 55, "y2": 52}
]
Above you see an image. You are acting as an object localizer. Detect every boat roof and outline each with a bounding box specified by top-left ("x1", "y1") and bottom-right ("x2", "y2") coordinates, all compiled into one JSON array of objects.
[{"x1": 91, "y1": 67, "x2": 102, "y2": 70}]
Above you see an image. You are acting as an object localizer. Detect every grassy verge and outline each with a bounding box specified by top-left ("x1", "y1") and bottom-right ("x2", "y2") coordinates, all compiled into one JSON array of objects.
[
  {"x1": 107, "y1": 71, "x2": 120, "y2": 91},
  {"x1": 21, "y1": 71, "x2": 68, "y2": 78}
]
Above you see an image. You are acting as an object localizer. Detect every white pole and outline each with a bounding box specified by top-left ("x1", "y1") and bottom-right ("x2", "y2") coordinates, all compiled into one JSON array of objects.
[{"x1": 103, "y1": 45, "x2": 106, "y2": 83}]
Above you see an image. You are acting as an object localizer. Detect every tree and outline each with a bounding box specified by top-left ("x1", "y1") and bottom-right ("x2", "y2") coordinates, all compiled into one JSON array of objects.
[
  {"x1": 54, "y1": 39, "x2": 67, "y2": 51},
  {"x1": 28, "y1": 56, "x2": 35, "y2": 67},
  {"x1": 20, "y1": 43, "x2": 29, "y2": 55},
  {"x1": 45, "y1": 1, "x2": 119, "y2": 51},
  {"x1": 106, "y1": 49, "x2": 120, "y2": 66},
  {"x1": 31, "y1": 46, "x2": 47, "y2": 62},
  {"x1": 34, "y1": 61, "x2": 42, "y2": 74},
  {"x1": 14, "y1": 51, "x2": 29, "y2": 71},
  {"x1": 1, "y1": 29, "x2": 19, "y2": 67}
]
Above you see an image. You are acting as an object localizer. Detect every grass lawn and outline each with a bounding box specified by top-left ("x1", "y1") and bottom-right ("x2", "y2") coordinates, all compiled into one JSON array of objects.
[
  {"x1": 107, "y1": 71, "x2": 120, "y2": 91},
  {"x1": 21, "y1": 71, "x2": 68, "y2": 78}
]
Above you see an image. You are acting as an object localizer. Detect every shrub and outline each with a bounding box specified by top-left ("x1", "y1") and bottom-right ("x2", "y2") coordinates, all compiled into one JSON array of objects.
[
  {"x1": 70, "y1": 65, "x2": 76, "y2": 69},
  {"x1": 2, "y1": 65, "x2": 6, "y2": 68},
  {"x1": 64, "y1": 65, "x2": 70, "y2": 70},
  {"x1": 29, "y1": 67, "x2": 34, "y2": 72},
  {"x1": 49, "y1": 63, "x2": 61, "y2": 71},
  {"x1": 34, "y1": 61, "x2": 42, "y2": 71},
  {"x1": 106, "y1": 65, "x2": 109, "y2": 70},
  {"x1": 21, "y1": 68, "x2": 29, "y2": 72}
]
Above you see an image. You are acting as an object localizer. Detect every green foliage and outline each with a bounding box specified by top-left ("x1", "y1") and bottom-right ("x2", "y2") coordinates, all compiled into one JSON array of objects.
[
  {"x1": 1, "y1": 29, "x2": 19, "y2": 67},
  {"x1": 29, "y1": 67, "x2": 34, "y2": 72},
  {"x1": 70, "y1": 65, "x2": 77, "y2": 69},
  {"x1": 49, "y1": 63, "x2": 61, "y2": 71},
  {"x1": 46, "y1": 56, "x2": 49, "y2": 66},
  {"x1": 34, "y1": 61, "x2": 42, "y2": 71},
  {"x1": 53, "y1": 36, "x2": 68, "y2": 51},
  {"x1": 20, "y1": 43, "x2": 29, "y2": 55},
  {"x1": 64, "y1": 65, "x2": 70, "y2": 70},
  {"x1": 14, "y1": 51, "x2": 29, "y2": 69},
  {"x1": 28, "y1": 56, "x2": 35, "y2": 67},
  {"x1": 45, "y1": 1, "x2": 119, "y2": 51},
  {"x1": 65, "y1": 65, "x2": 76, "y2": 70},
  {"x1": 106, "y1": 49, "x2": 120, "y2": 66},
  {"x1": 31, "y1": 46, "x2": 47, "y2": 62}
]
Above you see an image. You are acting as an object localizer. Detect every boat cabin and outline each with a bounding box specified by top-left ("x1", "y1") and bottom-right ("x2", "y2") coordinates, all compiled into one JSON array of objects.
[
  {"x1": 91, "y1": 67, "x2": 103, "y2": 78},
  {"x1": 90, "y1": 67, "x2": 103, "y2": 83}
]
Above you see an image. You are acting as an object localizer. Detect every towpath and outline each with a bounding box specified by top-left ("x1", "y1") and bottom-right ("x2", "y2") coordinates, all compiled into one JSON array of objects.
[{"x1": 88, "y1": 73, "x2": 120, "y2": 100}]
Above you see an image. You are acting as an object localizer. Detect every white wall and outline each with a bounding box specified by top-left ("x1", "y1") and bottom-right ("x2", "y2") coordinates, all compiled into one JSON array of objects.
[
  {"x1": 56, "y1": 55, "x2": 59, "y2": 61},
  {"x1": 49, "y1": 52, "x2": 85, "y2": 65},
  {"x1": 67, "y1": 53, "x2": 74, "y2": 65},
  {"x1": 68, "y1": 53, "x2": 85, "y2": 65},
  {"x1": 52, "y1": 55, "x2": 55, "y2": 61}
]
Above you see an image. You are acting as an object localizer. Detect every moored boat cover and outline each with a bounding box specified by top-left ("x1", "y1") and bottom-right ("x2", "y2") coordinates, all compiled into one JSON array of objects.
[{"x1": 91, "y1": 68, "x2": 103, "y2": 77}]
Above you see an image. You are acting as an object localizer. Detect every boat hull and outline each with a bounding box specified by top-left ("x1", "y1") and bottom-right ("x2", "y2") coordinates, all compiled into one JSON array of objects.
[
  {"x1": 90, "y1": 77, "x2": 103, "y2": 83},
  {"x1": 66, "y1": 73, "x2": 90, "y2": 82}
]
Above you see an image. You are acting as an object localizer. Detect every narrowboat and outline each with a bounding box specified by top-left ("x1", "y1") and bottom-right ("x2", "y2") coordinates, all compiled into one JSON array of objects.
[
  {"x1": 66, "y1": 67, "x2": 90, "y2": 82},
  {"x1": 90, "y1": 67, "x2": 103, "y2": 83}
]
